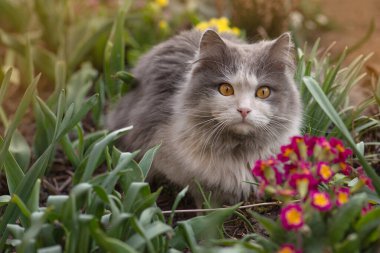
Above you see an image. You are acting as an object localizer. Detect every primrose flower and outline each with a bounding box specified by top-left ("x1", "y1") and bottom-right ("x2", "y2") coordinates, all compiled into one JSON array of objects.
[
  {"x1": 310, "y1": 191, "x2": 332, "y2": 211},
  {"x1": 289, "y1": 172, "x2": 317, "y2": 197},
  {"x1": 280, "y1": 204, "x2": 304, "y2": 230},
  {"x1": 278, "y1": 145, "x2": 298, "y2": 162},
  {"x1": 330, "y1": 138, "x2": 353, "y2": 161},
  {"x1": 338, "y1": 162, "x2": 352, "y2": 176},
  {"x1": 278, "y1": 244, "x2": 301, "y2": 253},
  {"x1": 317, "y1": 162, "x2": 334, "y2": 182},
  {"x1": 357, "y1": 167, "x2": 375, "y2": 191},
  {"x1": 335, "y1": 187, "x2": 350, "y2": 206},
  {"x1": 252, "y1": 158, "x2": 282, "y2": 184}
]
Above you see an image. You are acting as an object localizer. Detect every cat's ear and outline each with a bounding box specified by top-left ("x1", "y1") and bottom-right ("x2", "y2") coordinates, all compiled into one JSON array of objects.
[
  {"x1": 199, "y1": 30, "x2": 227, "y2": 58},
  {"x1": 267, "y1": 32, "x2": 295, "y2": 71}
]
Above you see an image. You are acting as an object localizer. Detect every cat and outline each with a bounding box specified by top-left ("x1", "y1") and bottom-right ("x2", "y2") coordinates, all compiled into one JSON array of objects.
[{"x1": 106, "y1": 29, "x2": 302, "y2": 206}]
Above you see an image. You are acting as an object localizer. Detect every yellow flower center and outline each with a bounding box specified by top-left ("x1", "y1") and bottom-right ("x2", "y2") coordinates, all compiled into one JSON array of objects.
[
  {"x1": 336, "y1": 144, "x2": 345, "y2": 153},
  {"x1": 338, "y1": 192, "x2": 349, "y2": 205},
  {"x1": 320, "y1": 164, "x2": 332, "y2": 179},
  {"x1": 279, "y1": 247, "x2": 294, "y2": 253},
  {"x1": 313, "y1": 193, "x2": 329, "y2": 207},
  {"x1": 296, "y1": 178, "x2": 309, "y2": 187},
  {"x1": 286, "y1": 208, "x2": 302, "y2": 225},
  {"x1": 284, "y1": 148, "x2": 293, "y2": 157}
]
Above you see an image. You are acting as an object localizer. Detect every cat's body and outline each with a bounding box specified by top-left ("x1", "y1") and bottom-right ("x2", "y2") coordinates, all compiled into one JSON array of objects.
[{"x1": 107, "y1": 29, "x2": 302, "y2": 205}]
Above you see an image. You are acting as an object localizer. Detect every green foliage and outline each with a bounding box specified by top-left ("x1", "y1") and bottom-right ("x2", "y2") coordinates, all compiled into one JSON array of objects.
[{"x1": 1, "y1": 0, "x2": 380, "y2": 252}]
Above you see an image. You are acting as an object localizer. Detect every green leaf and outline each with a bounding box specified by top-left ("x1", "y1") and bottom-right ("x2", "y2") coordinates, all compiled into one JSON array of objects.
[
  {"x1": 0, "y1": 74, "x2": 39, "y2": 166},
  {"x1": 328, "y1": 193, "x2": 367, "y2": 243},
  {"x1": 139, "y1": 144, "x2": 160, "y2": 179},
  {"x1": 0, "y1": 195, "x2": 11, "y2": 207},
  {"x1": 74, "y1": 126, "x2": 132, "y2": 183},
  {"x1": 170, "y1": 205, "x2": 239, "y2": 250},
  {"x1": 334, "y1": 233, "x2": 360, "y2": 253},
  {"x1": 104, "y1": 0, "x2": 132, "y2": 100},
  {"x1": 37, "y1": 245, "x2": 62, "y2": 253},
  {"x1": 168, "y1": 186, "x2": 189, "y2": 226},
  {"x1": 89, "y1": 219, "x2": 138, "y2": 253}
]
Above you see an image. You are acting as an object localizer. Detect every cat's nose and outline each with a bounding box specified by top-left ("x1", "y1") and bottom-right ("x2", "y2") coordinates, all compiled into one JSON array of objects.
[{"x1": 237, "y1": 108, "x2": 251, "y2": 118}]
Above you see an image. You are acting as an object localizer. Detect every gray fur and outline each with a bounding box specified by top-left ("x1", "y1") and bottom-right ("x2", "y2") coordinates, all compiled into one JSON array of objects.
[{"x1": 107, "y1": 29, "x2": 302, "y2": 205}]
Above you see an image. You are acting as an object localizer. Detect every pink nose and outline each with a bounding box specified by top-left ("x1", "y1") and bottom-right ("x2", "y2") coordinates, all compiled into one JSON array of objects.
[{"x1": 237, "y1": 108, "x2": 251, "y2": 118}]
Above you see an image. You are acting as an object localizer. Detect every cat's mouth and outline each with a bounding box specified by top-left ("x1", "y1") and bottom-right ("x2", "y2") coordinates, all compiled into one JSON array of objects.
[{"x1": 230, "y1": 121, "x2": 254, "y2": 135}]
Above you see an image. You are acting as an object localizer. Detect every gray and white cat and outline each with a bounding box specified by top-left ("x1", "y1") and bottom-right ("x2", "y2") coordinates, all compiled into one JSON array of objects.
[{"x1": 107, "y1": 29, "x2": 302, "y2": 205}]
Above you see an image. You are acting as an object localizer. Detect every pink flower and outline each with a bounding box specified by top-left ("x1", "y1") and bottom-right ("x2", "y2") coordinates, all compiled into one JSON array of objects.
[
  {"x1": 335, "y1": 187, "x2": 350, "y2": 206},
  {"x1": 362, "y1": 202, "x2": 374, "y2": 215},
  {"x1": 317, "y1": 162, "x2": 334, "y2": 182},
  {"x1": 310, "y1": 191, "x2": 332, "y2": 211},
  {"x1": 338, "y1": 162, "x2": 352, "y2": 176},
  {"x1": 278, "y1": 145, "x2": 297, "y2": 162},
  {"x1": 289, "y1": 173, "x2": 317, "y2": 191},
  {"x1": 252, "y1": 158, "x2": 282, "y2": 184},
  {"x1": 278, "y1": 243, "x2": 301, "y2": 253},
  {"x1": 357, "y1": 167, "x2": 375, "y2": 191},
  {"x1": 330, "y1": 138, "x2": 352, "y2": 161},
  {"x1": 280, "y1": 203, "x2": 304, "y2": 230}
]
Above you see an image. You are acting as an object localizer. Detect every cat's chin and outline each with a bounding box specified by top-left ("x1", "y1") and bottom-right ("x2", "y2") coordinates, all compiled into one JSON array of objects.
[{"x1": 230, "y1": 122, "x2": 254, "y2": 135}]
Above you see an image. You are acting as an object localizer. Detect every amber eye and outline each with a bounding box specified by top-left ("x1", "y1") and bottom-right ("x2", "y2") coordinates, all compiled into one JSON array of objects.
[
  {"x1": 218, "y1": 83, "x2": 234, "y2": 96},
  {"x1": 256, "y1": 86, "x2": 271, "y2": 99}
]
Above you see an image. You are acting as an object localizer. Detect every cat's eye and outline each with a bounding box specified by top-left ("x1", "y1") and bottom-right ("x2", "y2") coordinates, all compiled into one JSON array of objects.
[
  {"x1": 256, "y1": 86, "x2": 271, "y2": 99},
  {"x1": 218, "y1": 83, "x2": 234, "y2": 96}
]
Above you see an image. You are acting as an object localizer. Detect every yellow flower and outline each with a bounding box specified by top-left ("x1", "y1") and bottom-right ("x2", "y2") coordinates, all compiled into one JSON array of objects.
[
  {"x1": 158, "y1": 20, "x2": 169, "y2": 31},
  {"x1": 155, "y1": 0, "x2": 168, "y2": 8},
  {"x1": 195, "y1": 17, "x2": 241, "y2": 36}
]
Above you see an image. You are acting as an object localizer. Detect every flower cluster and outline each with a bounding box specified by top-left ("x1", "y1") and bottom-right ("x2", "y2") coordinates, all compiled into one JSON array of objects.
[
  {"x1": 196, "y1": 17, "x2": 241, "y2": 36},
  {"x1": 252, "y1": 136, "x2": 374, "y2": 233}
]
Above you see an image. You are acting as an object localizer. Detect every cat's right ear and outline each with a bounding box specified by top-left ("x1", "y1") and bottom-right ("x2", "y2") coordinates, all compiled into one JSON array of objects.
[{"x1": 198, "y1": 30, "x2": 227, "y2": 59}]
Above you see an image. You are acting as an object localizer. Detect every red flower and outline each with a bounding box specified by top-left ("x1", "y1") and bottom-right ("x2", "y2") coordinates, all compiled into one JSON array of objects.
[
  {"x1": 317, "y1": 162, "x2": 334, "y2": 182},
  {"x1": 310, "y1": 191, "x2": 332, "y2": 211},
  {"x1": 335, "y1": 187, "x2": 350, "y2": 206},
  {"x1": 280, "y1": 204, "x2": 304, "y2": 230}
]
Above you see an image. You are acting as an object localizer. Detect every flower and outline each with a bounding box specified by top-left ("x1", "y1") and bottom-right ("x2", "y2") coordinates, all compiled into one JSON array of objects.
[
  {"x1": 278, "y1": 244, "x2": 300, "y2": 253},
  {"x1": 330, "y1": 138, "x2": 352, "y2": 161},
  {"x1": 196, "y1": 17, "x2": 240, "y2": 36},
  {"x1": 310, "y1": 191, "x2": 332, "y2": 211},
  {"x1": 155, "y1": 0, "x2": 168, "y2": 8},
  {"x1": 278, "y1": 145, "x2": 298, "y2": 162},
  {"x1": 357, "y1": 167, "x2": 375, "y2": 191},
  {"x1": 252, "y1": 158, "x2": 282, "y2": 184},
  {"x1": 280, "y1": 204, "x2": 304, "y2": 230},
  {"x1": 335, "y1": 187, "x2": 350, "y2": 206},
  {"x1": 362, "y1": 202, "x2": 374, "y2": 215},
  {"x1": 317, "y1": 162, "x2": 334, "y2": 182},
  {"x1": 338, "y1": 162, "x2": 352, "y2": 176},
  {"x1": 289, "y1": 172, "x2": 317, "y2": 197}
]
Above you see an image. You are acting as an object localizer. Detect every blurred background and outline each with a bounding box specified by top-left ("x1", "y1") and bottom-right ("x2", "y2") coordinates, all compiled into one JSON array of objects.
[{"x1": 0, "y1": 0, "x2": 379, "y2": 141}]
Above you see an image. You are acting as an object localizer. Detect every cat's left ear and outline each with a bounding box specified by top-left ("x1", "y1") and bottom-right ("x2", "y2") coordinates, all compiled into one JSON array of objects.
[{"x1": 268, "y1": 32, "x2": 295, "y2": 71}]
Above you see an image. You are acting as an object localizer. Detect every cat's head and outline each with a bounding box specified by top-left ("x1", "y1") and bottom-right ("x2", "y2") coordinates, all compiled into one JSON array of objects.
[{"x1": 180, "y1": 29, "x2": 302, "y2": 141}]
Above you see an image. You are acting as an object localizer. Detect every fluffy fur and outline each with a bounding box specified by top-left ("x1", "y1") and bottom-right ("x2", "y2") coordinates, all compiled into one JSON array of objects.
[{"x1": 107, "y1": 29, "x2": 302, "y2": 205}]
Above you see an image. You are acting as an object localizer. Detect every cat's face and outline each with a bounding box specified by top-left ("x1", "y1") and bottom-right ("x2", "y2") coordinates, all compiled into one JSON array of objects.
[{"x1": 182, "y1": 30, "x2": 301, "y2": 138}]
